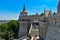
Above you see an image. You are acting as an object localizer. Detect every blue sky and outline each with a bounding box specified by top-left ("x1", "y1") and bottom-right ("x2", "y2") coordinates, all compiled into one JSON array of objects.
[{"x1": 0, "y1": 0, "x2": 58, "y2": 20}]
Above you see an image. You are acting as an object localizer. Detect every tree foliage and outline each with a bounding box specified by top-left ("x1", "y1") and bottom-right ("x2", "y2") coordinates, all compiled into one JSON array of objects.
[
  {"x1": 40, "y1": 13, "x2": 44, "y2": 16},
  {"x1": 8, "y1": 20, "x2": 19, "y2": 38},
  {"x1": 0, "y1": 20, "x2": 19, "y2": 39}
]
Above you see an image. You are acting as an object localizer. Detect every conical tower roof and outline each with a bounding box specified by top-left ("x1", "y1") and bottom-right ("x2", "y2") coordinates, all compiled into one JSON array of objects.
[
  {"x1": 58, "y1": 0, "x2": 60, "y2": 9},
  {"x1": 23, "y1": 4, "x2": 26, "y2": 12},
  {"x1": 36, "y1": 12, "x2": 38, "y2": 15}
]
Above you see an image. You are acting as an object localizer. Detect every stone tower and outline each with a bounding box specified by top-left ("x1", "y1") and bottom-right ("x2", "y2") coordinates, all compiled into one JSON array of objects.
[
  {"x1": 20, "y1": 4, "x2": 28, "y2": 16},
  {"x1": 44, "y1": 9, "x2": 53, "y2": 25},
  {"x1": 57, "y1": 0, "x2": 60, "y2": 23},
  {"x1": 18, "y1": 5, "x2": 28, "y2": 37},
  {"x1": 57, "y1": 0, "x2": 60, "y2": 14}
]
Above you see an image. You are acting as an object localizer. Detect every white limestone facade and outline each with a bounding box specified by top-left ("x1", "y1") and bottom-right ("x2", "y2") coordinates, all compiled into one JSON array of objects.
[{"x1": 18, "y1": 0, "x2": 60, "y2": 40}]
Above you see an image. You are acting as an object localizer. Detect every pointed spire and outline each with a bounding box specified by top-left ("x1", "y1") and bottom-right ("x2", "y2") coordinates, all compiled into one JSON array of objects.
[
  {"x1": 44, "y1": 8, "x2": 46, "y2": 15},
  {"x1": 57, "y1": 0, "x2": 60, "y2": 14},
  {"x1": 48, "y1": 8, "x2": 51, "y2": 15},
  {"x1": 44, "y1": 8, "x2": 46, "y2": 12},
  {"x1": 36, "y1": 11, "x2": 38, "y2": 15},
  {"x1": 50, "y1": 8, "x2": 52, "y2": 13},
  {"x1": 23, "y1": 4, "x2": 26, "y2": 12},
  {"x1": 58, "y1": 0, "x2": 60, "y2": 4},
  {"x1": 58, "y1": 0, "x2": 60, "y2": 8},
  {"x1": 50, "y1": 8, "x2": 51, "y2": 11}
]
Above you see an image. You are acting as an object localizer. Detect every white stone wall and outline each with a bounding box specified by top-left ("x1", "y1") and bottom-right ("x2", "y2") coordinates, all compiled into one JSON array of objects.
[
  {"x1": 18, "y1": 21, "x2": 28, "y2": 37},
  {"x1": 45, "y1": 23, "x2": 60, "y2": 40},
  {"x1": 39, "y1": 22, "x2": 48, "y2": 39}
]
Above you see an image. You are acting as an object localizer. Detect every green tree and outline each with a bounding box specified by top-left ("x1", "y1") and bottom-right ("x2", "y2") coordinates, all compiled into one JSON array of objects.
[
  {"x1": 0, "y1": 20, "x2": 19, "y2": 39},
  {"x1": 8, "y1": 20, "x2": 19, "y2": 38},
  {"x1": 0, "y1": 24, "x2": 2, "y2": 32},
  {"x1": 1, "y1": 23, "x2": 9, "y2": 32},
  {"x1": 0, "y1": 23, "x2": 9, "y2": 39},
  {"x1": 40, "y1": 13, "x2": 44, "y2": 16}
]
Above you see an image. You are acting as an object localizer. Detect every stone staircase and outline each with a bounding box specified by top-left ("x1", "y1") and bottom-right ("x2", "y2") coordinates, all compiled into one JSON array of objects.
[{"x1": 28, "y1": 24, "x2": 39, "y2": 40}]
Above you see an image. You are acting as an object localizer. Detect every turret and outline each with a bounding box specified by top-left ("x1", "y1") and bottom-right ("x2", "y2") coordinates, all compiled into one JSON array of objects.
[
  {"x1": 22, "y1": 4, "x2": 26, "y2": 12},
  {"x1": 57, "y1": 0, "x2": 60, "y2": 14},
  {"x1": 57, "y1": 0, "x2": 60, "y2": 23},
  {"x1": 20, "y1": 4, "x2": 28, "y2": 16}
]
